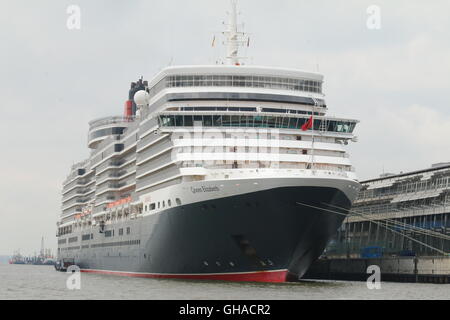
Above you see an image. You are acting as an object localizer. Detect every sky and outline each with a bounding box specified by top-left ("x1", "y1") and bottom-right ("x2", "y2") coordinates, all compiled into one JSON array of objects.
[{"x1": 1, "y1": 0, "x2": 449, "y2": 256}]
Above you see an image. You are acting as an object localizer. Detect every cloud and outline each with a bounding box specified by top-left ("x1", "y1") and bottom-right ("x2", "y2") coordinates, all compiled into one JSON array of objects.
[{"x1": 350, "y1": 104, "x2": 450, "y2": 179}]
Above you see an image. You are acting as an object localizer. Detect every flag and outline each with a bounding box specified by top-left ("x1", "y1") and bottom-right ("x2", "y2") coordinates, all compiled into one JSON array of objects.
[{"x1": 301, "y1": 116, "x2": 313, "y2": 131}]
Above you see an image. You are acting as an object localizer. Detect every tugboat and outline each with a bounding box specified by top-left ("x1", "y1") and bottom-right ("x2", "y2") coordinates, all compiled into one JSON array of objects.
[{"x1": 54, "y1": 258, "x2": 75, "y2": 272}]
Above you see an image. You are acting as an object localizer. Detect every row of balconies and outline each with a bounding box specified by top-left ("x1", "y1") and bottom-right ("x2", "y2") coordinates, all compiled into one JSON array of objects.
[
  {"x1": 96, "y1": 167, "x2": 135, "y2": 186},
  {"x1": 137, "y1": 139, "x2": 173, "y2": 165},
  {"x1": 62, "y1": 187, "x2": 94, "y2": 203},
  {"x1": 62, "y1": 174, "x2": 95, "y2": 194},
  {"x1": 95, "y1": 181, "x2": 133, "y2": 196},
  {"x1": 61, "y1": 196, "x2": 92, "y2": 211}
]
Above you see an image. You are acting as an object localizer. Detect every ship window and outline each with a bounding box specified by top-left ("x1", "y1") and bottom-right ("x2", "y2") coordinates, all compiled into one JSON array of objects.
[
  {"x1": 222, "y1": 116, "x2": 231, "y2": 127},
  {"x1": 150, "y1": 203, "x2": 155, "y2": 210},
  {"x1": 296, "y1": 136, "x2": 302, "y2": 141},
  {"x1": 213, "y1": 115, "x2": 222, "y2": 126},
  {"x1": 114, "y1": 144, "x2": 124, "y2": 152},
  {"x1": 168, "y1": 199, "x2": 172, "y2": 207},
  {"x1": 162, "y1": 201, "x2": 165, "y2": 208},
  {"x1": 158, "y1": 202, "x2": 160, "y2": 209},
  {"x1": 184, "y1": 116, "x2": 193, "y2": 126},
  {"x1": 161, "y1": 114, "x2": 356, "y2": 133},
  {"x1": 203, "y1": 116, "x2": 213, "y2": 127},
  {"x1": 126, "y1": 227, "x2": 130, "y2": 235},
  {"x1": 176, "y1": 198, "x2": 182, "y2": 205},
  {"x1": 119, "y1": 228, "x2": 123, "y2": 236},
  {"x1": 266, "y1": 116, "x2": 276, "y2": 128},
  {"x1": 288, "y1": 118, "x2": 298, "y2": 129},
  {"x1": 156, "y1": 74, "x2": 322, "y2": 96},
  {"x1": 175, "y1": 115, "x2": 184, "y2": 126},
  {"x1": 231, "y1": 116, "x2": 240, "y2": 126}
]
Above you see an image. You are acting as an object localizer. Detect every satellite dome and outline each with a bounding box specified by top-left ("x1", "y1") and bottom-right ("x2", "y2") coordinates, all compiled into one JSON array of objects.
[{"x1": 134, "y1": 90, "x2": 149, "y2": 106}]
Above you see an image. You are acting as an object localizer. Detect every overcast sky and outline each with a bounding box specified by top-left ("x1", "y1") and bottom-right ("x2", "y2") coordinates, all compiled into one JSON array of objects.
[{"x1": 1, "y1": 0, "x2": 449, "y2": 256}]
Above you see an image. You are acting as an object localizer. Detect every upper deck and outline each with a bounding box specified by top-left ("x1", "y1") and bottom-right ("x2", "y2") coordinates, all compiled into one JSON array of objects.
[{"x1": 147, "y1": 65, "x2": 325, "y2": 103}]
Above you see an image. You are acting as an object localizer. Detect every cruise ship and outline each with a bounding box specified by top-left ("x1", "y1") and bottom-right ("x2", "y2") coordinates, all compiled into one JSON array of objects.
[{"x1": 57, "y1": 1, "x2": 361, "y2": 282}]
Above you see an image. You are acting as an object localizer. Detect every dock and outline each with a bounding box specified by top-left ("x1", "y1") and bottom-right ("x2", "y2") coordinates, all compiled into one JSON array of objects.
[{"x1": 303, "y1": 256, "x2": 450, "y2": 284}]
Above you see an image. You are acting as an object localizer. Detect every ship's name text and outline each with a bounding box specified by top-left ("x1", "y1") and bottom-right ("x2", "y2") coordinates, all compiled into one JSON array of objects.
[{"x1": 190, "y1": 186, "x2": 220, "y2": 194}]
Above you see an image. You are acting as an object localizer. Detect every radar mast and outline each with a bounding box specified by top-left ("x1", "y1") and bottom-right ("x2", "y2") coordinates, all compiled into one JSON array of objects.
[{"x1": 223, "y1": 0, "x2": 249, "y2": 65}]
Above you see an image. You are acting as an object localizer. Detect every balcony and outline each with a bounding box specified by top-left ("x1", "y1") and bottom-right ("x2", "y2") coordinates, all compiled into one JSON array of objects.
[
  {"x1": 88, "y1": 116, "x2": 136, "y2": 149},
  {"x1": 89, "y1": 116, "x2": 136, "y2": 131}
]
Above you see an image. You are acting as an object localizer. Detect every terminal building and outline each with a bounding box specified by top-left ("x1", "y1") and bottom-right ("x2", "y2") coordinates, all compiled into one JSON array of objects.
[{"x1": 328, "y1": 163, "x2": 450, "y2": 257}]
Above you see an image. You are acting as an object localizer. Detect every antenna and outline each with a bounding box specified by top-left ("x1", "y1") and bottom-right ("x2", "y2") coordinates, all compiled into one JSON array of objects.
[{"x1": 222, "y1": 0, "x2": 249, "y2": 65}]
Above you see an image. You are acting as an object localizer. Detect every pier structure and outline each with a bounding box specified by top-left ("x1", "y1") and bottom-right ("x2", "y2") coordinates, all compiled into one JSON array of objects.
[
  {"x1": 329, "y1": 163, "x2": 450, "y2": 258},
  {"x1": 304, "y1": 163, "x2": 450, "y2": 283}
]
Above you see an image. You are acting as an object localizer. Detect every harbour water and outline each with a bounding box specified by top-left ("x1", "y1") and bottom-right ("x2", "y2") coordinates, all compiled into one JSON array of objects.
[{"x1": 0, "y1": 264, "x2": 449, "y2": 300}]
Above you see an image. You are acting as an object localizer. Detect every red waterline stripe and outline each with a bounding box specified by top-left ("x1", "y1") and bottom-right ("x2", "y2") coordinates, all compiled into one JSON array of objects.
[{"x1": 81, "y1": 269, "x2": 288, "y2": 283}]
